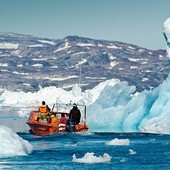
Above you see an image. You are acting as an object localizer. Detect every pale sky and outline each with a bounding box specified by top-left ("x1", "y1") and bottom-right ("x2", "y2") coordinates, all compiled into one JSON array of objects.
[{"x1": 0, "y1": 0, "x2": 169, "y2": 49}]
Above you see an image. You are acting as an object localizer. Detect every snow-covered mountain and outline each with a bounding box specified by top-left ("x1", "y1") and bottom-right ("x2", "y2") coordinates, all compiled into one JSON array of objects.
[{"x1": 0, "y1": 33, "x2": 168, "y2": 92}]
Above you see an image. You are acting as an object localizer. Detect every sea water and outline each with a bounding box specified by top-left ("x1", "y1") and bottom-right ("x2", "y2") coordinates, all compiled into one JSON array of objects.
[{"x1": 0, "y1": 132, "x2": 169, "y2": 170}]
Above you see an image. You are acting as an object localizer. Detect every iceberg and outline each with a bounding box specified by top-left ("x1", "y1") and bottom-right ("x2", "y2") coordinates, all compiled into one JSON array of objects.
[
  {"x1": 0, "y1": 125, "x2": 33, "y2": 157},
  {"x1": 87, "y1": 80, "x2": 170, "y2": 134}
]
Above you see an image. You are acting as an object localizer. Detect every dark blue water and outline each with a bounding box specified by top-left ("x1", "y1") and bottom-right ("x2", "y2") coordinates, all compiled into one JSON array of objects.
[{"x1": 0, "y1": 132, "x2": 169, "y2": 170}]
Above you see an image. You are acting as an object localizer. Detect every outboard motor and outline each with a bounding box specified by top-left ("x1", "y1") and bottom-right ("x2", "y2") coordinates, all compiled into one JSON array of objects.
[{"x1": 66, "y1": 119, "x2": 75, "y2": 132}]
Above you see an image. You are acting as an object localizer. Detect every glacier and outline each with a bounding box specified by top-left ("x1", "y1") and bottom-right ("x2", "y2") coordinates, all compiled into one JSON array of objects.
[{"x1": 0, "y1": 19, "x2": 170, "y2": 134}]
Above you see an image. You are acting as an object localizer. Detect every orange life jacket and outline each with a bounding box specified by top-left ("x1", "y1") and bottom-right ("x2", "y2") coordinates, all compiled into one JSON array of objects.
[
  {"x1": 39, "y1": 105, "x2": 49, "y2": 115},
  {"x1": 51, "y1": 115, "x2": 57, "y2": 124}
]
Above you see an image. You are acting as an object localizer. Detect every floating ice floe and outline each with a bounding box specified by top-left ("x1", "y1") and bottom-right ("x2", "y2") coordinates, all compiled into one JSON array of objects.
[
  {"x1": 129, "y1": 149, "x2": 137, "y2": 155},
  {"x1": 72, "y1": 152, "x2": 111, "y2": 163},
  {"x1": 106, "y1": 138, "x2": 130, "y2": 146}
]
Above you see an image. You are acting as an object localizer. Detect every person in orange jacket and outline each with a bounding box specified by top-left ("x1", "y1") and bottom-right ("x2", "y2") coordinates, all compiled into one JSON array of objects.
[{"x1": 38, "y1": 101, "x2": 51, "y2": 121}]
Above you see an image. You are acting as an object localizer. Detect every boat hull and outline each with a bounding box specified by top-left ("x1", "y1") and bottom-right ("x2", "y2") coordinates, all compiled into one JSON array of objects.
[
  {"x1": 27, "y1": 120, "x2": 58, "y2": 135},
  {"x1": 26, "y1": 111, "x2": 88, "y2": 135}
]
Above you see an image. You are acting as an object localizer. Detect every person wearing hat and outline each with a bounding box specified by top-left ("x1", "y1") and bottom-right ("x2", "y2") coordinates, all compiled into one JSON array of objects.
[
  {"x1": 38, "y1": 101, "x2": 51, "y2": 121},
  {"x1": 69, "y1": 103, "x2": 81, "y2": 124}
]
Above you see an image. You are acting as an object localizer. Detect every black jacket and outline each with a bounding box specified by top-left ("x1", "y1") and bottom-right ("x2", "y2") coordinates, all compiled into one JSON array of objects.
[{"x1": 69, "y1": 106, "x2": 81, "y2": 123}]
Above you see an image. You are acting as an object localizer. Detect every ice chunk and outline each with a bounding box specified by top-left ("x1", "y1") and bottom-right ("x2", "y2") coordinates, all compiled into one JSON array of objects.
[
  {"x1": 72, "y1": 152, "x2": 111, "y2": 163},
  {"x1": 129, "y1": 149, "x2": 137, "y2": 155},
  {"x1": 106, "y1": 138, "x2": 130, "y2": 146},
  {"x1": 0, "y1": 125, "x2": 33, "y2": 157}
]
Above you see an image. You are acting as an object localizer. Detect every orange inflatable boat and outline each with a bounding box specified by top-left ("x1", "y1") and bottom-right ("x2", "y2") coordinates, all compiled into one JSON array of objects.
[{"x1": 26, "y1": 103, "x2": 88, "y2": 135}]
